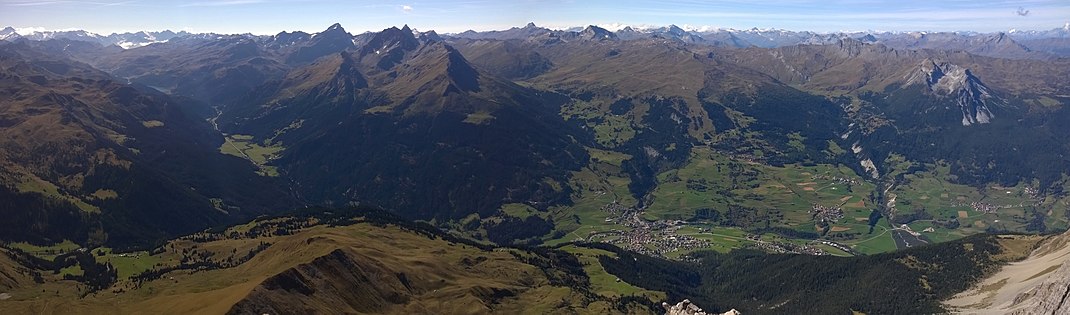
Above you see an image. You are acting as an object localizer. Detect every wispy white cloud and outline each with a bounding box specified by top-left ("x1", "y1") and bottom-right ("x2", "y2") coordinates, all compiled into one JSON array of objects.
[
  {"x1": 5, "y1": 1, "x2": 67, "y2": 6},
  {"x1": 104, "y1": 0, "x2": 139, "y2": 6},
  {"x1": 4, "y1": 0, "x2": 139, "y2": 6},
  {"x1": 401, "y1": 4, "x2": 413, "y2": 13},
  {"x1": 180, "y1": 0, "x2": 264, "y2": 7}
]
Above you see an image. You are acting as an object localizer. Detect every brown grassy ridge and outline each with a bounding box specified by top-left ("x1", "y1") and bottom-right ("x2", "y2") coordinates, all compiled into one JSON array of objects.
[{"x1": 0, "y1": 216, "x2": 657, "y2": 314}]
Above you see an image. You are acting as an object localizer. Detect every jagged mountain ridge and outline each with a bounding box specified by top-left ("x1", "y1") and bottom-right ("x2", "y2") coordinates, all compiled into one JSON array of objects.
[
  {"x1": 722, "y1": 38, "x2": 1019, "y2": 126},
  {"x1": 906, "y1": 60, "x2": 998, "y2": 126},
  {"x1": 719, "y1": 38, "x2": 1070, "y2": 186},
  {"x1": 8, "y1": 22, "x2": 1070, "y2": 58},
  {"x1": 215, "y1": 26, "x2": 588, "y2": 221},
  {"x1": 447, "y1": 23, "x2": 1070, "y2": 58}
]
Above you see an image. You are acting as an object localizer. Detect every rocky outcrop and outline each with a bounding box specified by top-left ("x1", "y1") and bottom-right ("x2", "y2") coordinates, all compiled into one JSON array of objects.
[
  {"x1": 906, "y1": 60, "x2": 999, "y2": 126},
  {"x1": 1006, "y1": 262, "x2": 1070, "y2": 315},
  {"x1": 662, "y1": 299, "x2": 741, "y2": 315},
  {"x1": 945, "y1": 232, "x2": 1070, "y2": 314}
]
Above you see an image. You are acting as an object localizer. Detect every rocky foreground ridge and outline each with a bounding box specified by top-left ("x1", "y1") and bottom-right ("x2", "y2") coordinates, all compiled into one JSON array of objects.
[
  {"x1": 1006, "y1": 263, "x2": 1070, "y2": 315},
  {"x1": 945, "y1": 231, "x2": 1070, "y2": 314},
  {"x1": 663, "y1": 299, "x2": 741, "y2": 315}
]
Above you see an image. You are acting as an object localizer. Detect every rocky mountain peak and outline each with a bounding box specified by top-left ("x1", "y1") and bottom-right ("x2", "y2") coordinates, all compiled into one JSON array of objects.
[
  {"x1": 418, "y1": 30, "x2": 443, "y2": 42},
  {"x1": 0, "y1": 27, "x2": 18, "y2": 41},
  {"x1": 524, "y1": 22, "x2": 537, "y2": 29},
  {"x1": 833, "y1": 37, "x2": 866, "y2": 57},
  {"x1": 271, "y1": 30, "x2": 311, "y2": 47},
  {"x1": 365, "y1": 26, "x2": 418, "y2": 52},
  {"x1": 662, "y1": 299, "x2": 741, "y2": 315},
  {"x1": 282, "y1": 23, "x2": 356, "y2": 64},
  {"x1": 667, "y1": 24, "x2": 688, "y2": 36},
  {"x1": 358, "y1": 25, "x2": 420, "y2": 69},
  {"x1": 316, "y1": 23, "x2": 351, "y2": 39},
  {"x1": 441, "y1": 44, "x2": 481, "y2": 93},
  {"x1": 581, "y1": 25, "x2": 617, "y2": 40},
  {"x1": 908, "y1": 60, "x2": 998, "y2": 126}
]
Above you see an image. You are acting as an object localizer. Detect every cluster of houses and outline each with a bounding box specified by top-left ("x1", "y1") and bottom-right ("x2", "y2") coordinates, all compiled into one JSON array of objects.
[
  {"x1": 591, "y1": 201, "x2": 713, "y2": 257},
  {"x1": 743, "y1": 233, "x2": 827, "y2": 255},
  {"x1": 809, "y1": 205, "x2": 845, "y2": 224},
  {"x1": 954, "y1": 200, "x2": 1037, "y2": 214},
  {"x1": 813, "y1": 174, "x2": 859, "y2": 186}
]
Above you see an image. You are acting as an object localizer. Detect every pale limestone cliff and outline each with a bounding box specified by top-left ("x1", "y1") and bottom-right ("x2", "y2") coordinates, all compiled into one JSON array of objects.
[
  {"x1": 945, "y1": 232, "x2": 1070, "y2": 314},
  {"x1": 662, "y1": 299, "x2": 741, "y2": 315}
]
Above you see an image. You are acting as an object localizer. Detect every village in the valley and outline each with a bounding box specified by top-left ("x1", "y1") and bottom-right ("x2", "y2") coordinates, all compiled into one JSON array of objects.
[
  {"x1": 579, "y1": 200, "x2": 835, "y2": 259},
  {"x1": 572, "y1": 167, "x2": 1050, "y2": 259}
]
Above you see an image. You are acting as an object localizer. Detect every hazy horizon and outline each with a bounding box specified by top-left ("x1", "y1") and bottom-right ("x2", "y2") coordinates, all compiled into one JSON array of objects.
[{"x1": 1, "y1": 0, "x2": 1068, "y2": 36}]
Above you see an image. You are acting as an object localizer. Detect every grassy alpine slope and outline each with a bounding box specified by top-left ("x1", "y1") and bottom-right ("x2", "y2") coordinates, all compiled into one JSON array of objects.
[{"x1": 0, "y1": 207, "x2": 656, "y2": 315}]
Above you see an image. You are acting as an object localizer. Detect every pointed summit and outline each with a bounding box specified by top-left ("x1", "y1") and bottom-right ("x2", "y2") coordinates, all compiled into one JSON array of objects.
[
  {"x1": 314, "y1": 23, "x2": 350, "y2": 38},
  {"x1": 907, "y1": 60, "x2": 998, "y2": 126},
  {"x1": 360, "y1": 26, "x2": 420, "y2": 69},
  {"x1": 442, "y1": 45, "x2": 480, "y2": 93},
  {"x1": 284, "y1": 23, "x2": 355, "y2": 64},
  {"x1": 666, "y1": 24, "x2": 687, "y2": 36},
  {"x1": 418, "y1": 30, "x2": 444, "y2": 42},
  {"x1": 524, "y1": 22, "x2": 537, "y2": 29},
  {"x1": 581, "y1": 25, "x2": 617, "y2": 40},
  {"x1": 0, "y1": 26, "x2": 18, "y2": 40},
  {"x1": 364, "y1": 26, "x2": 419, "y2": 52}
]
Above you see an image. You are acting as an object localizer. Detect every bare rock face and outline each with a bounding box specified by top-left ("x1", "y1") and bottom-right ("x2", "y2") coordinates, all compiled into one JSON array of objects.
[
  {"x1": 945, "y1": 232, "x2": 1070, "y2": 314},
  {"x1": 662, "y1": 299, "x2": 741, "y2": 315},
  {"x1": 906, "y1": 59, "x2": 998, "y2": 126},
  {"x1": 1006, "y1": 258, "x2": 1070, "y2": 315}
]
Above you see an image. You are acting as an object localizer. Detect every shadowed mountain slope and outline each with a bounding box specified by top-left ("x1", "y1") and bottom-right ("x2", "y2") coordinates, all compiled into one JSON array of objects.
[
  {"x1": 216, "y1": 27, "x2": 588, "y2": 221},
  {"x1": 0, "y1": 42, "x2": 297, "y2": 248}
]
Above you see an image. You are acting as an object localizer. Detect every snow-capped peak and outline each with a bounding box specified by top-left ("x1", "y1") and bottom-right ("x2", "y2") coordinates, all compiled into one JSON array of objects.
[
  {"x1": 595, "y1": 23, "x2": 657, "y2": 32},
  {"x1": 0, "y1": 27, "x2": 188, "y2": 49},
  {"x1": 680, "y1": 24, "x2": 718, "y2": 33}
]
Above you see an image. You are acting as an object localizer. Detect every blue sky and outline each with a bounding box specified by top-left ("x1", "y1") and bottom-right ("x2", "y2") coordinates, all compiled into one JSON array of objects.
[{"x1": 1, "y1": 0, "x2": 1068, "y2": 35}]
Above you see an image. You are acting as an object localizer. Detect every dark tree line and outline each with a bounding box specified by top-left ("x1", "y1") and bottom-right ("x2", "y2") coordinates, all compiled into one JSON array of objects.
[{"x1": 585, "y1": 233, "x2": 1008, "y2": 315}]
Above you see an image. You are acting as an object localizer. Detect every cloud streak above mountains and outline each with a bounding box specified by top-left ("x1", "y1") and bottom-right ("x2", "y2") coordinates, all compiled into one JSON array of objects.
[{"x1": 0, "y1": 0, "x2": 1067, "y2": 34}]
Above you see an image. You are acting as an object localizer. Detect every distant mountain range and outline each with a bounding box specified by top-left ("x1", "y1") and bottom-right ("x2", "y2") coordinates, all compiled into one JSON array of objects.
[
  {"x1": 4, "y1": 22, "x2": 1070, "y2": 57},
  {"x1": 0, "y1": 26, "x2": 193, "y2": 49}
]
